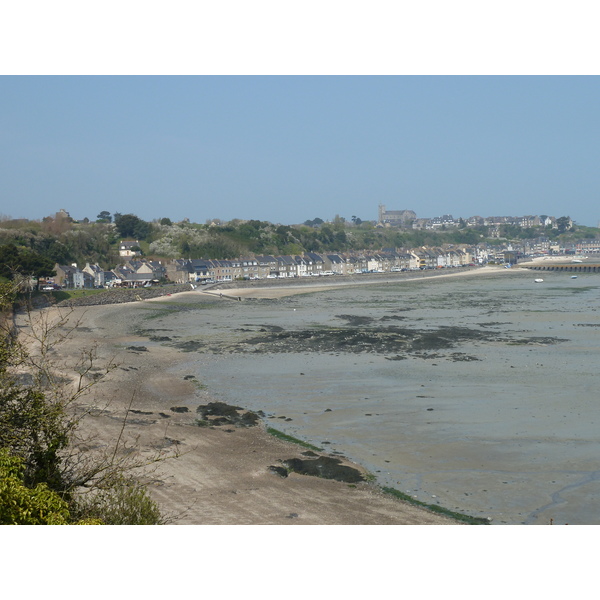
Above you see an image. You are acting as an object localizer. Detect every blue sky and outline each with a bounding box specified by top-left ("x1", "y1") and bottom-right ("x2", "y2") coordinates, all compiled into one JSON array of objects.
[{"x1": 2, "y1": 76, "x2": 599, "y2": 227}]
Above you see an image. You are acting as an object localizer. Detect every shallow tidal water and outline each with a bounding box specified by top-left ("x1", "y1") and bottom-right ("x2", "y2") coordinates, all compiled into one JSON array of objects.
[{"x1": 133, "y1": 269, "x2": 600, "y2": 524}]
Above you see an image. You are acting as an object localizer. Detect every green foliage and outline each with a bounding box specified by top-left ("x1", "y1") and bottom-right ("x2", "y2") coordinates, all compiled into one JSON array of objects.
[
  {"x1": 75, "y1": 476, "x2": 163, "y2": 525},
  {"x1": 113, "y1": 213, "x2": 153, "y2": 241},
  {"x1": 304, "y1": 217, "x2": 324, "y2": 227},
  {"x1": 0, "y1": 378, "x2": 70, "y2": 491},
  {"x1": 0, "y1": 243, "x2": 56, "y2": 280},
  {"x1": 1, "y1": 214, "x2": 599, "y2": 268},
  {"x1": 0, "y1": 448, "x2": 70, "y2": 525},
  {"x1": 556, "y1": 216, "x2": 572, "y2": 234},
  {"x1": 0, "y1": 287, "x2": 70, "y2": 491},
  {"x1": 0, "y1": 282, "x2": 168, "y2": 524},
  {"x1": 0, "y1": 220, "x2": 118, "y2": 269}
]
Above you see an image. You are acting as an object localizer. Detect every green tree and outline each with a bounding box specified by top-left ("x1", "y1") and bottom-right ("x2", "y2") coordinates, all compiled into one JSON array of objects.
[
  {"x1": 556, "y1": 216, "x2": 572, "y2": 234},
  {"x1": 96, "y1": 211, "x2": 112, "y2": 223},
  {"x1": 114, "y1": 213, "x2": 153, "y2": 240},
  {"x1": 303, "y1": 217, "x2": 324, "y2": 228},
  {"x1": 0, "y1": 244, "x2": 56, "y2": 281}
]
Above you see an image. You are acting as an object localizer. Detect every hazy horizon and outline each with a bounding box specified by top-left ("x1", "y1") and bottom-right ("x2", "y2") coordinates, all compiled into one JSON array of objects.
[{"x1": 2, "y1": 77, "x2": 599, "y2": 228}]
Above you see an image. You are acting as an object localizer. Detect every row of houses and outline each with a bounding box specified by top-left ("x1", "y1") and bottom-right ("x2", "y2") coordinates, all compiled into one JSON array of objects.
[
  {"x1": 52, "y1": 260, "x2": 167, "y2": 289},
  {"x1": 165, "y1": 247, "x2": 475, "y2": 284},
  {"x1": 44, "y1": 234, "x2": 494, "y2": 291},
  {"x1": 409, "y1": 214, "x2": 568, "y2": 231},
  {"x1": 49, "y1": 246, "x2": 476, "y2": 289}
]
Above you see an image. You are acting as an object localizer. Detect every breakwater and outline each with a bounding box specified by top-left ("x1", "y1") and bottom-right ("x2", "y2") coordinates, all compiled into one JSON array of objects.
[{"x1": 520, "y1": 262, "x2": 600, "y2": 273}]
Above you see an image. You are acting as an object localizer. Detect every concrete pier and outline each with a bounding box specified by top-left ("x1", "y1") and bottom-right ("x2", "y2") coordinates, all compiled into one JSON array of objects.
[{"x1": 519, "y1": 262, "x2": 600, "y2": 273}]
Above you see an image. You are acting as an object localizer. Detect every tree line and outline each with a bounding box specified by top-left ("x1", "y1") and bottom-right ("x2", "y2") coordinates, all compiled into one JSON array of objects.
[{"x1": 0, "y1": 211, "x2": 595, "y2": 281}]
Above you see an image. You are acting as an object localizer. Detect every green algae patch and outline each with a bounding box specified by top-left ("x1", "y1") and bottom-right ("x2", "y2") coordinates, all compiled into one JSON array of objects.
[
  {"x1": 381, "y1": 487, "x2": 490, "y2": 525},
  {"x1": 266, "y1": 427, "x2": 323, "y2": 451}
]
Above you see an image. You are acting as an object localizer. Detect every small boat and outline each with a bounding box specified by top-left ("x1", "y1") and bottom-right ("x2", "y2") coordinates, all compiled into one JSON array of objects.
[
  {"x1": 534, "y1": 278, "x2": 544, "y2": 283},
  {"x1": 571, "y1": 275, "x2": 578, "y2": 279}
]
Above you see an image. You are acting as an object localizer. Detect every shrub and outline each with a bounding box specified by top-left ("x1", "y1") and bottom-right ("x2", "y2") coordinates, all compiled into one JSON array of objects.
[
  {"x1": 75, "y1": 477, "x2": 163, "y2": 525},
  {"x1": 0, "y1": 282, "x2": 175, "y2": 525},
  {"x1": 0, "y1": 448, "x2": 70, "y2": 525}
]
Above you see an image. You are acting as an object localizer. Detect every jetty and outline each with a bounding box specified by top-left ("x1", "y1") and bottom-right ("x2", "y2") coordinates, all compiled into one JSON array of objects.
[{"x1": 519, "y1": 260, "x2": 600, "y2": 273}]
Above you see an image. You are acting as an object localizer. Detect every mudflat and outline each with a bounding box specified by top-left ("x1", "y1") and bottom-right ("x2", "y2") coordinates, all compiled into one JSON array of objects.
[
  {"x1": 25, "y1": 267, "x2": 512, "y2": 524},
  {"x1": 29, "y1": 296, "x2": 467, "y2": 525}
]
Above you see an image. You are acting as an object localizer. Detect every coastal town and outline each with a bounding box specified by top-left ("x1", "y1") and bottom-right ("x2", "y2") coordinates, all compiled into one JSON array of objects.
[{"x1": 47, "y1": 212, "x2": 599, "y2": 288}]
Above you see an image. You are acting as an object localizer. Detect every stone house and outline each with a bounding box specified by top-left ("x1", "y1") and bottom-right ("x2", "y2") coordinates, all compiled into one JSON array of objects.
[
  {"x1": 119, "y1": 240, "x2": 141, "y2": 258},
  {"x1": 54, "y1": 264, "x2": 94, "y2": 289},
  {"x1": 254, "y1": 256, "x2": 278, "y2": 279},
  {"x1": 303, "y1": 252, "x2": 324, "y2": 276},
  {"x1": 82, "y1": 263, "x2": 105, "y2": 287},
  {"x1": 323, "y1": 254, "x2": 346, "y2": 275}
]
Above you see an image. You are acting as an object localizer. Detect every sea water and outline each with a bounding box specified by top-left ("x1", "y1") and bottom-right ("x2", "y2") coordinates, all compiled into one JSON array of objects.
[{"x1": 138, "y1": 269, "x2": 600, "y2": 524}]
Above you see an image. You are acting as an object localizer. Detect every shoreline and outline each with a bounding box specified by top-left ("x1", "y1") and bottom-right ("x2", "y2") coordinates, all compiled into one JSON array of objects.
[
  {"x1": 53, "y1": 265, "x2": 508, "y2": 309},
  {"x1": 28, "y1": 264, "x2": 531, "y2": 524},
  {"x1": 29, "y1": 297, "x2": 470, "y2": 524},
  {"x1": 143, "y1": 264, "x2": 509, "y2": 303},
  {"x1": 212, "y1": 264, "x2": 507, "y2": 299}
]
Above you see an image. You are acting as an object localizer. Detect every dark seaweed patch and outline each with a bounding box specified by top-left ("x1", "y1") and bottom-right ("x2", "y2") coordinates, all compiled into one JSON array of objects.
[
  {"x1": 508, "y1": 336, "x2": 568, "y2": 345},
  {"x1": 410, "y1": 333, "x2": 455, "y2": 350},
  {"x1": 282, "y1": 456, "x2": 365, "y2": 483},
  {"x1": 449, "y1": 353, "x2": 480, "y2": 362},
  {"x1": 229, "y1": 323, "x2": 502, "y2": 357},
  {"x1": 195, "y1": 401, "x2": 260, "y2": 427},
  {"x1": 335, "y1": 314, "x2": 375, "y2": 326},
  {"x1": 171, "y1": 340, "x2": 206, "y2": 352}
]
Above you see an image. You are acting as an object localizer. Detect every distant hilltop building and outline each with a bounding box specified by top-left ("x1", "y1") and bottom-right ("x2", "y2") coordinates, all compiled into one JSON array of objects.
[{"x1": 378, "y1": 204, "x2": 416, "y2": 227}]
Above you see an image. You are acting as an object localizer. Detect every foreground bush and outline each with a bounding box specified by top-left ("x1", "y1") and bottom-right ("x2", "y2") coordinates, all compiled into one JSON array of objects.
[
  {"x1": 0, "y1": 448, "x2": 70, "y2": 525},
  {"x1": 0, "y1": 282, "x2": 174, "y2": 525},
  {"x1": 74, "y1": 476, "x2": 163, "y2": 525}
]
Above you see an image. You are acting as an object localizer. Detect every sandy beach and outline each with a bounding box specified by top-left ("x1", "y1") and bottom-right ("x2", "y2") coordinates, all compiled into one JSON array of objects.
[
  {"x1": 37, "y1": 308, "x2": 454, "y2": 524},
  {"x1": 19, "y1": 266, "x2": 516, "y2": 525},
  {"x1": 25, "y1": 277, "x2": 484, "y2": 525},
  {"x1": 183, "y1": 264, "x2": 509, "y2": 301}
]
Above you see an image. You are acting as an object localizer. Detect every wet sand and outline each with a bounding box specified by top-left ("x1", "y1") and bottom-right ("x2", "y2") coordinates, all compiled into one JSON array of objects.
[
  {"x1": 143, "y1": 264, "x2": 600, "y2": 525},
  {"x1": 206, "y1": 265, "x2": 508, "y2": 299},
  {"x1": 24, "y1": 264, "x2": 559, "y2": 525},
  {"x1": 25, "y1": 295, "x2": 466, "y2": 524}
]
